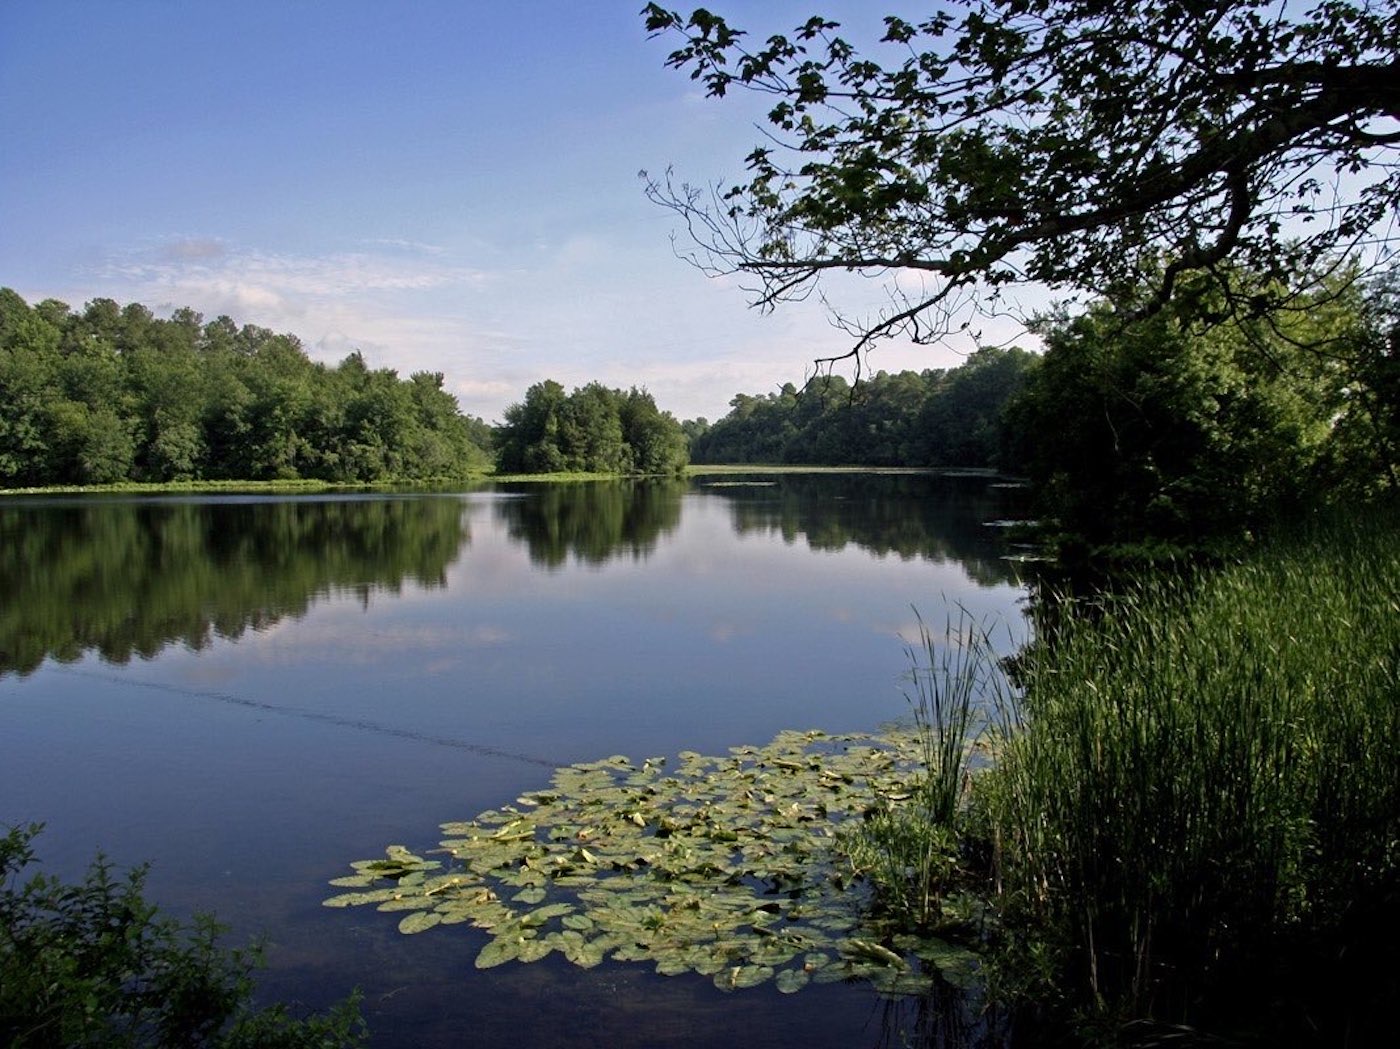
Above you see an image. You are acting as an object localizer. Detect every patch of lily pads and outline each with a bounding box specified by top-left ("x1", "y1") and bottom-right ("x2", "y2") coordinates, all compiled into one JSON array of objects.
[{"x1": 324, "y1": 728, "x2": 979, "y2": 995}]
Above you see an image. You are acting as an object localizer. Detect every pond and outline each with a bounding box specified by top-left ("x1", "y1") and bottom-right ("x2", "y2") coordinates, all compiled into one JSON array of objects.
[{"x1": 0, "y1": 472, "x2": 1031, "y2": 1048}]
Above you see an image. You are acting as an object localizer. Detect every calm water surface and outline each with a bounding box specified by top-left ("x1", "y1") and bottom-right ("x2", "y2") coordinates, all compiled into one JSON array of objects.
[{"x1": 0, "y1": 473, "x2": 1029, "y2": 1048}]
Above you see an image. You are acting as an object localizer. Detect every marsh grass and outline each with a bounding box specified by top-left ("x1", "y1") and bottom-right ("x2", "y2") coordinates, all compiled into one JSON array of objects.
[
  {"x1": 858, "y1": 514, "x2": 1398, "y2": 1037},
  {"x1": 981, "y1": 514, "x2": 1400, "y2": 1021},
  {"x1": 845, "y1": 611, "x2": 1003, "y2": 929}
]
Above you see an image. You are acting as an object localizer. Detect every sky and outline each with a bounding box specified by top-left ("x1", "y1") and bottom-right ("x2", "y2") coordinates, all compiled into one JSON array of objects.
[{"x1": 0, "y1": 1, "x2": 1027, "y2": 424}]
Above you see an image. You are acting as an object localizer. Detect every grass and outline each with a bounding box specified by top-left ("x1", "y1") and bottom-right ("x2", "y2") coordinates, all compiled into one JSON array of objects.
[
  {"x1": 843, "y1": 611, "x2": 998, "y2": 930},
  {"x1": 863, "y1": 511, "x2": 1400, "y2": 1039},
  {"x1": 0, "y1": 476, "x2": 497, "y2": 497},
  {"x1": 2, "y1": 464, "x2": 998, "y2": 496},
  {"x1": 0, "y1": 470, "x2": 692, "y2": 494}
]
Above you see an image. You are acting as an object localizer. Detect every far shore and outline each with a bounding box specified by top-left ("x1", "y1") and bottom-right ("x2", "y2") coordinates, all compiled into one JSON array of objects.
[{"x1": 0, "y1": 464, "x2": 1015, "y2": 497}]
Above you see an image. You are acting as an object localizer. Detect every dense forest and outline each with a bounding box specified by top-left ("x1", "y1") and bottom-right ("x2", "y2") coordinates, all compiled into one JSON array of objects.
[
  {"x1": 687, "y1": 346, "x2": 1036, "y2": 469},
  {"x1": 5, "y1": 274, "x2": 1394, "y2": 549},
  {"x1": 688, "y1": 272, "x2": 1397, "y2": 549},
  {"x1": 495, "y1": 379, "x2": 689, "y2": 476},
  {"x1": 1008, "y1": 272, "x2": 1399, "y2": 547},
  {"x1": 0, "y1": 289, "x2": 494, "y2": 486}
]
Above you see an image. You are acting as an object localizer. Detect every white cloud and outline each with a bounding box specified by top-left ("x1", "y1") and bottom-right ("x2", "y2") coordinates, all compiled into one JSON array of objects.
[
  {"x1": 62, "y1": 226, "x2": 1044, "y2": 429},
  {"x1": 101, "y1": 243, "x2": 489, "y2": 300}
]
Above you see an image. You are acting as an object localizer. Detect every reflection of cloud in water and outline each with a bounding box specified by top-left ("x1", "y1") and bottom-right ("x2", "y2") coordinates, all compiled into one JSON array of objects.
[
  {"x1": 708, "y1": 622, "x2": 742, "y2": 644},
  {"x1": 238, "y1": 621, "x2": 514, "y2": 667},
  {"x1": 467, "y1": 626, "x2": 513, "y2": 646}
]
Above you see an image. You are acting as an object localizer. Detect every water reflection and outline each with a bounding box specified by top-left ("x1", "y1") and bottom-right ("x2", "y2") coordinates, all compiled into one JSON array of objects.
[
  {"x1": 0, "y1": 475, "x2": 1023, "y2": 679},
  {"x1": 701, "y1": 473, "x2": 1026, "y2": 587},
  {"x1": 0, "y1": 495, "x2": 470, "y2": 677},
  {"x1": 0, "y1": 474, "x2": 1031, "y2": 1049},
  {"x1": 493, "y1": 479, "x2": 685, "y2": 567}
]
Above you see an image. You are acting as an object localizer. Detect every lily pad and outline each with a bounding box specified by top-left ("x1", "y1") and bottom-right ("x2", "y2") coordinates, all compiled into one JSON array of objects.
[
  {"x1": 324, "y1": 726, "x2": 972, "y2": 997},
  {"x1": 399, "y1": 911, "x2": 443, "y2": 934},
  {"x1": 775, "y1": 968, "x2": 811, "y2": 994}
]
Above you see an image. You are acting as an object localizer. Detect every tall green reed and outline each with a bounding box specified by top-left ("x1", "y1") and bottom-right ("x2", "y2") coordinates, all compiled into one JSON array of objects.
[
  {"x1": 980, "y1": 515, "x2": 1400, "y2": 1011},
  {"x1": 846, "y1": 609, "x2": 1007, "y2": 929}
]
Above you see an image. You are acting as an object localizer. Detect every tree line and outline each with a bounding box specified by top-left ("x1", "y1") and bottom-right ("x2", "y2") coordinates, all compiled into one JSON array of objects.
[
  {"x1": 0, "y1": 290, "x2": 702, "y2": 486},
  {"x1": 690, "y1": 269, "x2": 1397, "y2": 549},
  {"x1": 495, "y1": 379, "x2": 689, "y2": 476},
  {"x1": 0, "y1": 289, "x2": 495, "y2": 486},
  {"x1": 6, "y1": 276, "x2": 1394, "y2": 554},
  {"x1": 687, "y1": 346, "x2": 1036, "y2": 469}
]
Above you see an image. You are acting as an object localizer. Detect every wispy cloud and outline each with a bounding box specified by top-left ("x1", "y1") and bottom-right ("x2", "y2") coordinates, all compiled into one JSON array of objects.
[
  {"x1": 160, "y1": 237, "x2": 228, "y2": 262},
  {"x1": 63, "y1": 227, "x2": 1026, "y2": 428},
  {"x1": 80, "y1": 236, "x2": 530, "y2": 416},
  {"x1": 101, "y1": 240, "x2": 489, "y2": 301}
]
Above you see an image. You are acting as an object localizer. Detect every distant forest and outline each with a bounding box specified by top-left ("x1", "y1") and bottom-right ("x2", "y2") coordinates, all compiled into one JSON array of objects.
[
  {"x1": 496, "y1": 380, "x2": 690, "y2": 476},
  {"x1": 685, "y1": 346, "x2": 1037, "y2": 469},
  {"x1": 0, "y1": 288, "x2": 1032, "y2": 488},
  {"x1": 0, "y1": 289, "x2": 494, "y2": 486}
]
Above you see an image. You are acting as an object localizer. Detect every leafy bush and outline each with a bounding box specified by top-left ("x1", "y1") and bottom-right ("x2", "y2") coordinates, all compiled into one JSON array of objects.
[{"x1": 1, "y1": 824, "x2": 365, "y2": 1048}]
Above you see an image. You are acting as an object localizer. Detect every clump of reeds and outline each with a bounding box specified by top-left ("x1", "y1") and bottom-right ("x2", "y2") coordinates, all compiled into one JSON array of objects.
[
  {"x1": 980, "y1": 514, "x2": 1400, "y2": 1015},
  {"x1": 845, "y1": 610, "x2": 1005, "y2": 929}
]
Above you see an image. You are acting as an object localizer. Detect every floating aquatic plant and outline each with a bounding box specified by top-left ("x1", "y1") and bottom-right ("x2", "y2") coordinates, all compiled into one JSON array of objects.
[{"x1": 324, "y1": 729, "x2": 979, "y2": 995}]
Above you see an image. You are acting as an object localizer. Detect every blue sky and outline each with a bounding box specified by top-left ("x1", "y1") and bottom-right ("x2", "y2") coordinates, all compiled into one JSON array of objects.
[{"x1": 1, "y1": 1, "x2": 1009, "y2": 423}]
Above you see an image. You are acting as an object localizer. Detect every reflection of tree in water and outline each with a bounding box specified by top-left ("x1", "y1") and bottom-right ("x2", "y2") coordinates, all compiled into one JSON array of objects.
[
  {"x1": 0, "y1": 496, "x2": 470, "y2": 677},
  {"x1": 494, "y1": 481, "x2": 685, "y2": 568},
  {"x1": 871, "y1": 977, "x2": 1019, "y2": 1049},
  {"x1": 705, "y1": 473, "x2": 1028, "y2": 588}
]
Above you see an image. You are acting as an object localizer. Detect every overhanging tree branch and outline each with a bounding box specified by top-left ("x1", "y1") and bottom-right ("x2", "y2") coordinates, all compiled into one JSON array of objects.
[{"x1": 643, "y1": 1, "x2": 1400, "y2": 358}]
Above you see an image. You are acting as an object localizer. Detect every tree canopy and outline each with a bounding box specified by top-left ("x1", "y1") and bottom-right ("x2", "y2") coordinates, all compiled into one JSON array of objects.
[
  {"x1": 495, "y1": 381, "x2": 689, "y2": 475},
  {"x1": 690, "y1": 345, "x2": 1037, "y2": 467},
  {"x1": 0, "y1": 290, "x2": 493, "y2": 486},
  {"x1": 644, "y1": 1, "x2": 1400, "y2": 361},
  {"x1": 1004, "y1": 270, "x2": 1398, "y2": 546}
]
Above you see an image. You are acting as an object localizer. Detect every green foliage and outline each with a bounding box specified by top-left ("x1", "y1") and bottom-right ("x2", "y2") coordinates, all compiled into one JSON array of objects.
[
  {"x1": 645, "y1": 2, "x2": 1399, "y2": 349},
  {"x1": 1005, "y1": 275, "x2": 1395, "y2": 547},
  {"x1": 1, "y1": 824, "x2": 365, "y2": 1048},
  {"x1": 691, "y1": 347, "x2": 1037, "y2": 467},
  {"x1": 324, "y1": 731, "x2": 978, "y2": 997},
  {"x1": 980, "y1": 514, "x2": 1400, "y2": 1029},
  {"x1": 0, "y1": 496, "x2": 469, "y2": 677},
  {"x1": 0, "y1": 290, "x2": 492, "y2": 488},
  {"x1": 495, "y1": 381, "x2": 688, "y2": 476},
  {"x1": 1321, "y1": 270, "x2": 1400, "y2": 494}
]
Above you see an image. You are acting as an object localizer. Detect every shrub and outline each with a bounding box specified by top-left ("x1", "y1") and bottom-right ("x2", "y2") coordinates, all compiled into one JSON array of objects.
[{"x1": 0, "y1": 824, "x2": 366, "y2": 1048}]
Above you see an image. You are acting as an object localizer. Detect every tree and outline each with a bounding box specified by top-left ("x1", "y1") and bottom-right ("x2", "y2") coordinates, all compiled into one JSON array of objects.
[
  {"x1": 643, "y1": 2, "x2": 1400, "y2": 363},
  {"x1": 619, "y1": 387, "x2": 689, "y2": 475},
  {"x1": 495, "y1": 381, "x2": 689, "y2": 475},
  {"x1": 496, "y1": 380, "x2": 569, "y2": 473},
  {"x1": 1003, "y1": 273, "x2": 1374, "y2": 546},
  {"x1": 0, "y1": 290, "x2": 493, "y2": 487},
  {"x1": 919, "y1": 346, "x2": 1038, "y2": 467}
]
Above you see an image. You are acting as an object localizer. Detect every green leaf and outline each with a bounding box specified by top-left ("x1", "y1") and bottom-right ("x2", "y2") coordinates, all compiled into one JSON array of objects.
[
  {"x1": 775, "y1": 968, "x2": 811, "y2": 993},
  {"x1": 475, "y1": 937, "x2": 522, "y2": 969},
  {"x1": 399, "y1": 911, "x2": 443, "y2": 934},
  {"x1": 321, "y1": 888, "x2": 399, "y2": 907}
]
